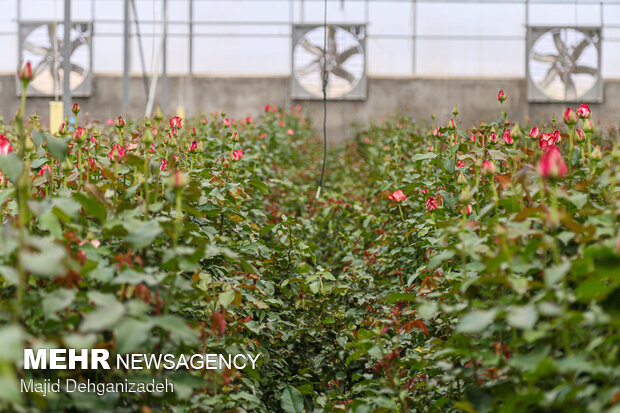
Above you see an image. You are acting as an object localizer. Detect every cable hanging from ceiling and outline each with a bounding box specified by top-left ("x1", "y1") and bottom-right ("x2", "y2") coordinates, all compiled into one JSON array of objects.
[{"x1": 315, "y1": 0, "x2": 328, "y2": 201}]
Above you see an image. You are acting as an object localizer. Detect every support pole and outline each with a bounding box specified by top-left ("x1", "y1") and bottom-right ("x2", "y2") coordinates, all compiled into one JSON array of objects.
[
  {"x1": 189, "y1": 0, "x2": 193, "y2": 76},
  {"x1": 162, "y1": 0, "x2": 168, "y2": 114},
  {"x1": 122, "y1": 0, "x2": 130, "y2": 113},
  {"x1": 63, "y1": 0, "x2": 72, "y2": 118}
]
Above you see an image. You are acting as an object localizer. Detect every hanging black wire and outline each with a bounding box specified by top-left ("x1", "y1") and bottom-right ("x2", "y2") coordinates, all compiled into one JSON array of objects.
[{"x1": 316, "y1": 0, "x2": 328, "y2": 200}]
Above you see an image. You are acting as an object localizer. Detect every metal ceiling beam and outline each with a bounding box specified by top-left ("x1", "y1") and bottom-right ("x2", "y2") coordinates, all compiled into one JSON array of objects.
[{"x1": 63, "y1": 0, "x2": 71, "y2": 118}]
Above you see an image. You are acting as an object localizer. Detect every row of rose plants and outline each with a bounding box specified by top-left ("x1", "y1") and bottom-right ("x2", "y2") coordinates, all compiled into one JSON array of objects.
[
  {"x1": 0, "y1": 64, "x2": 618, "y2": 412},
  {"x1": 330, "y1": 92, "x2": 620, "y2": 412}
]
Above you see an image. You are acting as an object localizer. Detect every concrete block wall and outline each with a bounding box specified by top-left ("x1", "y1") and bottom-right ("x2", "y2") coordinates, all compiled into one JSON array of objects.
[{"x1": 0, "y1": 75, "x2": 618, "y2": 143}]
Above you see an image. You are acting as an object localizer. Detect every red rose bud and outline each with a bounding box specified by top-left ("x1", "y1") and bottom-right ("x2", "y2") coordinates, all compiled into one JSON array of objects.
[
  {"x1": 482, "y1": 160, "x2": 495, "y2": 175},
  {"x1": 497, "y1": 89, "x2": 507, "y2": 102},
  {"x1": 576, "y1": 103, "x2": 591, "y2": 119},
  {"x1": 425, "y1": 196, "x2": 438, "y2": 211},
  {"x1": 463, "y1": 204, "x2": 473, "y2": 215},
  {"x1": 502, "y1": 130, "x2": 513, "y2": 145},
  {"x1": 538, "y1": 146, "x2": 567, "y2": 179},
  {"x1": 115, "y1": 116, "x2": 126, "y2": 129},
  {"x1": 74, "y1": 127, "x2": 86, "y2": 143},
  {"x1": 563, "y1": 107, "x2": 577, "y2": 126},
  {"x1": 232, "y1": 148, "x2": 244, "y2": 161},
  {"x1": 58, "y1": 122, "x2": 67, "y2": 137},
  {"x1": 72, "y1": 103, "x2": 80, "y2": 115},
  {"x1": 529, "y1": 126, "x2": 541, "y2": 140},
  {"x1": 189, "y1": 141, "x2": 198, "y2": 152},
  {"x1": 18, "y1": 61, "x2": 33, "y2": 82},
  {"x1": 388, "y1": 190, "x2": 406, "y2": 202},
  {"x1": 191, "y1": 127, "x2": 196, "y2": 136},
  {"x1": 489, "y1": 132, "x2": 498, "y2": 143},
  {"x1": 38, "y1": 164, "x2": 51, "y2": 176},
  {"x1": 172, "y1": 170, "x2": 189, "y2": 188},
  {"x1": 0, "y1": 134, "x2": 13, "y2": 155},
  {"x1": 582, "y1": 118, "x2": 594, "y2": 133},
  {"x1": 575, "y1": 128, "x2": 585, "y2": 142},
  {"x1": 448, "y1": 118, "x2": 456, "y2": 130},
  {"x1": 107, "y1": 144, "x2": 126, "y2": 162},
  {"x1": 169, "y1": 116, "x2": 182, "y2": 129},
  {"x1": 160, "y1": 158, "x2": 168, "y2": 171}
]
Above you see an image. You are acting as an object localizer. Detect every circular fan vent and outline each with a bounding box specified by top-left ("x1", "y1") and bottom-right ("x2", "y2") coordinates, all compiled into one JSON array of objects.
[
  {"x1": 20, "y1": 23, "x2": 91, "y2": 96},
  {"x1": 529, "y1": 27, "x2": 599, "y2": 101},
  {"x1": 293, "y1": 26, "x2": 364, "y2": 99}
]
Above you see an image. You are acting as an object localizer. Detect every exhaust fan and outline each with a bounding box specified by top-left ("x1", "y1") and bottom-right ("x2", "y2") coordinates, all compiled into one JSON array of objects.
[
  {"x1": 291, "y1": 24, "x2": 366, "y2": 100},
  {"x1": 17, "y1": 21, "x2": 92, "y2": 97},
  {"x1": 527, "y1": 26, "x2": 602, "y2": 103}
]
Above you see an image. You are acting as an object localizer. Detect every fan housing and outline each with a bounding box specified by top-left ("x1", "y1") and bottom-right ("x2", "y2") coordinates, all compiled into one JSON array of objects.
[
  {"x1": 526, "y1": 26, "x2": 602, "y2": 103},
  {"x1": 17, "y1": 21, "x2": 93, "y2": 97},
  {"x1": 291, "y1": 24, "x2": 367, "y2": 101}
]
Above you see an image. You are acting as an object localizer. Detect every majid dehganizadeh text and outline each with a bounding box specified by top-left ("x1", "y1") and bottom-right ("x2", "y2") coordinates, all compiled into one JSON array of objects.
[{"x1": 21, "y1": 348, "x2": 260, "y2": 397}]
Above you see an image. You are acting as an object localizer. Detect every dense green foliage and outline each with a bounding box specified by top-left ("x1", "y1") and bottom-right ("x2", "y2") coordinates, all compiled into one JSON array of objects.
[{"x1": 0, "y1": 94, "x2": 619, "y2": 412}]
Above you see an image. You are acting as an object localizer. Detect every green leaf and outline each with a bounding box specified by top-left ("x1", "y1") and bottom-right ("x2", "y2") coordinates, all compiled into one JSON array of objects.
[
  {"x1": 38, "y1": 210, "x2": 62, "y2": 237},
  {"x1": 114, "y1": 318, "x2": 152, "y2": 354},
  {"x1": 544, "y1": 261, "x2": 571, "y2": 287},
  {"x1": 568, "y1": 192, "x2": 588, "y2": 209},
  {"x1": 80, "y1": 301, "x2": 125, "y2": 332},
  {"x1": 31, "y1": 130, "x2": 47, "y2": 147},
  {"x1": 441, "y1": 157, "x2": 455, "y2": 174},
  {"x1": 465, "y1": 386, "x2": 493, "y2": 413},
  {"x1": 411, "y1": 152, "x2": 437, "y2": 161},
  {"x1": 74, "y1": 192, "x2": 107, "y2": 223},
  {"x1": 248, "y1": 179, "x2": 269, "y2": 195},
  {"x1": 0, "y1": 153, "x2": 24, "y2": 183},
  {"x1": 280, "y1": 385, "x2": 304, "y2": 413},
  {"x1": 575, "y1": 280, "x2": 608, "y2": 302},
  {"x1": 488, "y1": 149, "x2": 508, "y2": 161},
  {"x1": 42, "y1": 289, "x2": 76, "y2": 316},
  {"x1": 44, "y1": 134, "x2": 68, "y2": 161},
  {"x1": 384, "y1": 293, "x2": 417, "y2": 304},
  {"x1": 0, "y1": 324, "x2": 24, "y2": 361},
  {"x1": 0, "y1": 265, "x2": 19, "y2": 285},
  {"x1": 153, "y1": 315, "x2": 199, "y2": 345},
  {"x1": 125, "y1": 220, "x2": 162, "y2": 249},
  {"x1": 219, "y1": 290, "x2": 235, "y2": 308},
  {"x1": 457, "y1": 309, "x2": 497, "y2": 334},
  {"x1": 601, "y1": 287, "x2": 620, "y2": 316},
  {"x1": 19, "y1": 243, "x2": 66, "y2": 278},
  {"x1": 506, "y1": 305, "x2": 538, "y2": 330}
]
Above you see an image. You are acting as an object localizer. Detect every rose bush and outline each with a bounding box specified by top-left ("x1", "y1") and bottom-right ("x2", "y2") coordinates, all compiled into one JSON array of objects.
[{"x1": 0, "y1": 82, "x2": 618, "y2": 412}]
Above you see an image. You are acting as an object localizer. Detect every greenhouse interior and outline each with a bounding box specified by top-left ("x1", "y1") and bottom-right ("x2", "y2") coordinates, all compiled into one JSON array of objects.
[{"x1": 1, "y1": 0, "x2": 620, "y2": 412}]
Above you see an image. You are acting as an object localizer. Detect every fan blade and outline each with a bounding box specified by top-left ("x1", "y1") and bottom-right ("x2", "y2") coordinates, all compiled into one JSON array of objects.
[
  {"x1": 47, "y1": 24, "x2": 55, "y2": 47},
  {"x1": 327, "y1": 27, "x2": 337, "y2": 56},
  {"x1": 299, "y1": 37, "x2": 324, "y2": 57},
  {"x1": 33, "y1": 60, "x2": 50, "y2": 77},
  {"x1": 297, "y1": 59, "x2": 320, "y2": 77},
  {"x1": 336, "y1": 46, "x2": 360, "y2": 65},
  {"x1": 23, "y1": 41, "x2": 50, "y2": 57},
  {"x1": 70, "y1": 63, "x2": 86, "y2": 76},
  {"x1": 71, "y1": 35, "x2": 86, "y2": 53},
  {"x1": 539, "y1": 65, "x2": 559, "y2": 89},
  {"x1": 563, "y1": 74, "x2": 577, "y2": 100},
  {"x1": 553, "y1": 31, "x2": 567, "y2": 55},
  {"x1": 573, "y1": 65, "x2": 598, "y2": 76},
  {"x1": 331, "y1": 65, "x2": 355, "y2": 84},
  {"x1": 533, "y1": 52, "x2": 558, "y2": 64},
  {"x1": 571, "y1": 38, "x2": 590, "y2": 61}
]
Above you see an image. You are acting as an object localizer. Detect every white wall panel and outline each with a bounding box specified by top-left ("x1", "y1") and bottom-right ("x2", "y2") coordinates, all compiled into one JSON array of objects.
[{"x1": 2, "y1": 0, "x2": 619, "y2": 78}]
